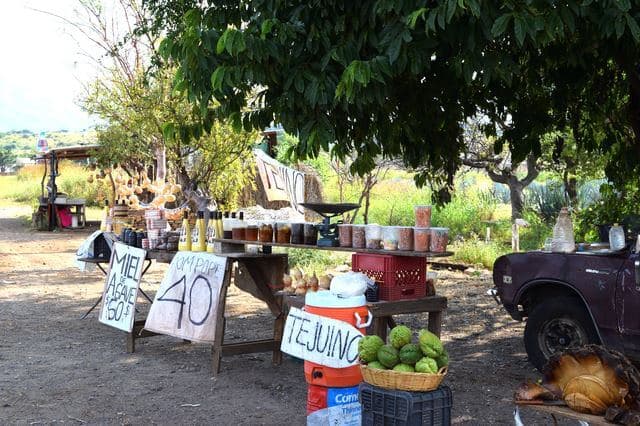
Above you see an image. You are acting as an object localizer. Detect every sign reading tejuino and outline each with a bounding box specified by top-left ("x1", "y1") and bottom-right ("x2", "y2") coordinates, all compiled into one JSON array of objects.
[{"x1": 99, "y1": 242, "x2": 146, "y2": 332}]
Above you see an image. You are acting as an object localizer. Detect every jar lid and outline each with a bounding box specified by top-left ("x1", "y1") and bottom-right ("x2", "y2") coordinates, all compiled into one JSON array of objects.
[{"x1": 305, "y1": 290, "x2": 366, "y2": 308}]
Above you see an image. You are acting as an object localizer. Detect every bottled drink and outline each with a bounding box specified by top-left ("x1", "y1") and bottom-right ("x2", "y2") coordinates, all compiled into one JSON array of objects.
[
  {"x1": 178, "y1": 211, "x2": 192, "y2": 251},
  {"x1": 192, "y1": 211, "x2": 206, "y2": 252},
  {"x1": 551, "y1": 207, "x2": 575, "y2": 253},
  {"x1": 206, "y1": 210, "x2": 216, "y2": 253},
  {"x1": 609, "y1": 223, "x2": 626, "y2": 251}
]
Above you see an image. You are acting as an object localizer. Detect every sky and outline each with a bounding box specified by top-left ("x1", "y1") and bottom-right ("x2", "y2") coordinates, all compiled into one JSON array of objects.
[{"x1": 0, "y1": 1, "x2": 97, "y2": 132}]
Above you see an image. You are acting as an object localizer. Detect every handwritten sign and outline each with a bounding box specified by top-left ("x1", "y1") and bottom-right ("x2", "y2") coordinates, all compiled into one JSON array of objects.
[
  {"x1": 99, "y1": 242, "x2": 146, "y2": 332},
  {"x1": 254, "y1": 149, "x2": 305, "y2": 213},
  {"x1": 280, "y1": 307, "x2": 363, "y2": 368},
  {"x1": 144, "y1": 252, "x2": 227, "y2": 343}
]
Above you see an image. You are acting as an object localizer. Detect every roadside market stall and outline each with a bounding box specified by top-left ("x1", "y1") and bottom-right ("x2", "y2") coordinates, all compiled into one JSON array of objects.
[{"x1": 34, "y1": 144, "x2": 100, "y2": 231}]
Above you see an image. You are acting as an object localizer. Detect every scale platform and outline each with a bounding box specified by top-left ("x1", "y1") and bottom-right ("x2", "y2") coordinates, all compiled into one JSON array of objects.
[{"x1": 299, "y1": 202, "x2": 359, "y2": 247}]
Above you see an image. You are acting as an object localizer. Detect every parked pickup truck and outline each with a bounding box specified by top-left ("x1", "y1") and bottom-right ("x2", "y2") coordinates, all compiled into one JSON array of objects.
[{"x1": 492, "y1": 247, "x2": 640, "y2": 371}]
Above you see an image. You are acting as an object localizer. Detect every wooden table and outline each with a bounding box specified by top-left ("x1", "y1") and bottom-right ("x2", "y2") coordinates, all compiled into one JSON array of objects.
[
  {"x1": 134, "y1": 239, "x2": 450, "y2": 375},
  {"x1": 518, "y1": 404, "x2": 613, "y2": 425},
  {"x1": 132, "y1": 249, "x2": 287, "y2": 376},
  {"x1": 284, "y1": 294, "x2": 447, "y2": 341}
]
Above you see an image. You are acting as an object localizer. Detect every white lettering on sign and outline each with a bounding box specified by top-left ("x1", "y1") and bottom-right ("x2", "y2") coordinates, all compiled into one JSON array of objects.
[
  {"x1": 144, "y1": 252, "x2": 227, "y2": 343},
  {"x1": 99, "y1": 242, "x2": 146, "y2": 332},
  {"x1": 280, "y1": 307, "x2": 363, "y2": 368}
]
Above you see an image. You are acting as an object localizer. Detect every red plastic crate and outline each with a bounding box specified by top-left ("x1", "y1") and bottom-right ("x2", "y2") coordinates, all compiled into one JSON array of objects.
[{"x1": 352, "y1": 253, "x2": 427, "y2": 301}]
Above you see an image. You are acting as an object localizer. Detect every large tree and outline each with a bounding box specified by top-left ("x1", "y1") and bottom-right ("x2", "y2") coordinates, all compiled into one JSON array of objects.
[{"x1": 142, "y1": 1, "x2": 640, "y2": 199}]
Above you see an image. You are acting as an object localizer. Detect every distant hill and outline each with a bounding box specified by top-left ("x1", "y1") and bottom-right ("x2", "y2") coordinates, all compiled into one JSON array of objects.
[{"x1": 0, "y1": 130, "x2": 97, "y2": 158}]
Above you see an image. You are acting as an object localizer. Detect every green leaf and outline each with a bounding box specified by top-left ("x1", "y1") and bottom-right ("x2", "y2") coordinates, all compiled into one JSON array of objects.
[
  {"x1": 211, "y1": 67, "x2": 225, "y2": 90},
  {"x1": 514, "y1": 16, "x2": 526, "y2": 46},
  {"x1": 446, "y1": 0, "x2": 457, "y2": 23},
  {"x1": 407, "y1": 8, "x2": 427, "y2": 29},
  {"x1": 216, "y1": 30, "x2": 229, "y2": 55},
  {"x1": 626, "y1": 13, "x2": 640, "y2": 42},
  {"x1": 466, "y1": 0, "x2": 481, "y2": 17},
  {"x1": 161, "y1": 123, "x2": 175, "y2": 141},
  {"x1": 615, "y1": 16, "x2": 626, "y2": 38},
  {"x1": 261, "y1": 19, "x2": 275, "y2": 39},
  {"x1": 491, "y1": 14, "x2": 512, "y2": 37},
  {"x1": 426, "y1": 10, "x2": 438, "y2": 32},
  {"x1": 387, "y1": 37, "x2": 402, "y2": 63}
]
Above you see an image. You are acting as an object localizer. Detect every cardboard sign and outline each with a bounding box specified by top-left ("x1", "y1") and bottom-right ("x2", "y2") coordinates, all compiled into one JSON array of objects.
[
  {"x1": 254, "y1": 149, "x2": 305, "y2": 213},
  {"x1": 280, "y1": 307, "x2": 363, "y2": 368},
  {"x1": 99, "y1": 242, "x2": 147, "y2": 332},
  {"x1": 144, "y1": 252, "x2": 227, "y2": 343}
]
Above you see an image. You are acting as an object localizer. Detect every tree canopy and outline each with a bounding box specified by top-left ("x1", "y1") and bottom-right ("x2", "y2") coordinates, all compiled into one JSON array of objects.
[{"x1": 143, "y1": 0, "x2": 640, "y2": 199}]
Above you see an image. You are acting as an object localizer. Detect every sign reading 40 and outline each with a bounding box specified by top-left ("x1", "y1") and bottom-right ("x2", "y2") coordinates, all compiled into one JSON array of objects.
[{"x1": 145, "y1": 252, "x2": 227, "y2": 343}]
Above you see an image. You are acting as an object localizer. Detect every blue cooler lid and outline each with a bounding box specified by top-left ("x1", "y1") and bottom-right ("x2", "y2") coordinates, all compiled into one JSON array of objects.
[{"x1": 304, "y1": 290, "x2": 366, "y2": 308}]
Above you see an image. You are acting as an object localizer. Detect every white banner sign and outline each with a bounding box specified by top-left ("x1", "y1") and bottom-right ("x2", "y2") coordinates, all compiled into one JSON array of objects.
[
  {"x1": 254, "y1": 149, "x2": 305, "y2": 213},
  {"x1": 144, "y1": 252, "x2": 227, "y2": 343},
  {"x1": 99, "y1": 242, "x2": 147, "y2": 332},
  {"x1": 280, "y1": 307, "x2": 363, "y2": 368}
]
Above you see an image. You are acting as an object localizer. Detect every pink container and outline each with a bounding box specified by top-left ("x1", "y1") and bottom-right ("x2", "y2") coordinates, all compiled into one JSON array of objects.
[
  {"x1": 414, "y1": 205, "x2": 432, "y2": 228},
  {"x1": 397, "y1": 227, "x2": 414, "y2": 251},
  {"x1": 414, "y1": 227, "x2": 430, "y2": 252},
  {"x1": 430, "y1": 227, "x2": 449, "y2": 252}
]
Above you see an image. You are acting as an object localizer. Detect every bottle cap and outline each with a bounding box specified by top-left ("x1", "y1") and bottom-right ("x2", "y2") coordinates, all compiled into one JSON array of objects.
[
  {"x1": 183, "y1": 210, "x2": 188, "y2": 219},
  {"x1": 231, "y1": 212, "x2": 237, "y2": 218},
  {"x1": 198, "y1": 211, "x2": 204, "y2": 219},
  {"x1": 614, "y1": 223, "x2": 619, "y2": 227},
  {"x1": 209, "y1": 210, "x2": 215, "y2": 219},
  {"x1": 239, "y1": 212, "x2": 244, "y2": 220}
]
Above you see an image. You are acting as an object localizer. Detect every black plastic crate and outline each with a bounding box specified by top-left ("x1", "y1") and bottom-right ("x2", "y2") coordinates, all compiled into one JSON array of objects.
[
  {"x1": 359, "y1": 383, "x2": 452, "y2": 426},
  {"x1": 92, "y1": 233, "x2": 112, "y2": 259}
]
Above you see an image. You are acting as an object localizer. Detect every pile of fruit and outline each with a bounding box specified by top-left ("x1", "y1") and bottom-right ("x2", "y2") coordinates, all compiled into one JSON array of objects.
[
  {"x1": 282, "y1": 268, "x2": 331, "y2": 295},
  {"x1": 359, "y1": 325, "x2": 448, "y2": 373}
]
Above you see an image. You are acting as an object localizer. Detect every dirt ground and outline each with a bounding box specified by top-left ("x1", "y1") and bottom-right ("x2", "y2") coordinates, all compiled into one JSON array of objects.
[{"x1": 0, "y1": 205, "x2": 573, "y2": 425}]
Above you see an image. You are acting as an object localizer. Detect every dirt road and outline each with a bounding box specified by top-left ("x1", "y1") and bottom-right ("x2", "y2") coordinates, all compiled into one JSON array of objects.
[{"x1": 0, "y1": 205, "x2": 562, "y2": 425}]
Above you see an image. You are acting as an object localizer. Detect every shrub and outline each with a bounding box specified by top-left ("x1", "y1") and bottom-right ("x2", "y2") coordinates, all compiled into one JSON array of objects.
[{"x1": 451, "y1": 239, "x2": 510, "y2": 270}]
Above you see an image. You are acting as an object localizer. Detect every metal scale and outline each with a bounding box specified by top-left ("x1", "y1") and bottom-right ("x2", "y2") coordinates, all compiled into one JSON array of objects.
[{"x1": 299, "y1": 202, "x2": 359, "y2": 247}]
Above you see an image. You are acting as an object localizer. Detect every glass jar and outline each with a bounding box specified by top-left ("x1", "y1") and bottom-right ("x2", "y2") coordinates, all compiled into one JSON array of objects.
[
  {"x1": 382, "y1": 226, "x2": 399, "y2": 251},
  {"x1": 414, "y1": 227, "x2": 430, "y2": 252},
  {"x1": 430, "y1": 227, "x2": 449, "y2": 252},
  {"x1": 258, "y1": 223, "x2": 274, "y2": 243},
  {"x1": 245, "y1": 225, "x2": 259, "y2": 241},
  {"x1": 291, "y1": 223, "x2": 305, "y2": 244},
  {"x1": 397, "y1": 227, "x2": 414, "y2": 251},
  {"x1": 414, "y1": 205, "x2": 432, "y2": 228},
  {"x1": 276, "y1": 222, "x2": 291, "y2": 244},
  {"x1": 338, "y1": 224, "x2": 352, "y2": 247},
  {"x1": 365, "y1": 224, "x2": 382, "y2": 250},
  {"x1": 231, "y1": 226, "x2": 246, "y2": 240},
  {"x1": 352, "y1": 225, "x2": 366, "y2": 249},
  {"x1": 304, "y1": 223, "x2": 318, "y2": 245}
]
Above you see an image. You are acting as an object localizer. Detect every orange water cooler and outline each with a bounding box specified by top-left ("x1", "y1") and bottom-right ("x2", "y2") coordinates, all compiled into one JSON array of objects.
[{"x1": 303, "y1": 291, "x2": 372, "y2": 387}]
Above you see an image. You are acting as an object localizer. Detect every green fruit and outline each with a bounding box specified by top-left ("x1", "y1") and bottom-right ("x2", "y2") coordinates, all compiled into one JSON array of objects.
[
  {"x1": 358, "y1": 335, "x2": 385, "y2": 363},
  {"x1": 418, "y1": 329, "x2": 443, "y2": 358},
  {"x1": 435, "y1": 350, "x2": 449, "y2": 369},
  {"x1": 393, "y1": 363, "x2": 415, "y2": 373},
  {"x1": 367, "y1": 361, "x2": 387, "y2": 370},
  {"x1": 415, "y1": 357, "x2": 438, "y2": 374},
  {"x1": 377, "y1": 344, "x2": 400, "y2": 368},
  {"x1": 389, "y1": 325, "x2": 412, "y2": 349},
  {"x1": 399, "y1": 343, "x2": 422, "y2": 365}
]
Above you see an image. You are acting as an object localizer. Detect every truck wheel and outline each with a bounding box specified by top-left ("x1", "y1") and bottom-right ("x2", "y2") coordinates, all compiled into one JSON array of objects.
[{"x1": 524, "y1": 296, "x2": 599, "y2": 372}]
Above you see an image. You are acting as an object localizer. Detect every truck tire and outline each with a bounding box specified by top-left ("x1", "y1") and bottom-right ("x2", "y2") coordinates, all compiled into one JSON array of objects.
[{"x1": 524, "y1": 296, "x2": 599, "y2": 372}]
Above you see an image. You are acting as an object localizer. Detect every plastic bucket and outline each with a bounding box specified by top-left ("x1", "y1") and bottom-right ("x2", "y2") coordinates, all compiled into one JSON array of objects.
[{"x1": 303, "y1": 292, "x2": 371, "y2": 387}]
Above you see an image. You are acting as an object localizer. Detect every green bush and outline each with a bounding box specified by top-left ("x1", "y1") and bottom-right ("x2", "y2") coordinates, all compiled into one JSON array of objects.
[
  {"x1": 451, "y1": 239, "x2": 510, "y2": 270},
  {"x1": 276, "y1": 248, "x2": 350, "y2": 274}
]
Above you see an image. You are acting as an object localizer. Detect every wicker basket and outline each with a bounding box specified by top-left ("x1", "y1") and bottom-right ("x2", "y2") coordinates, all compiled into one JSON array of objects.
[{"x1": 360, "y1": 364, "x2": 447, "y2": 392}]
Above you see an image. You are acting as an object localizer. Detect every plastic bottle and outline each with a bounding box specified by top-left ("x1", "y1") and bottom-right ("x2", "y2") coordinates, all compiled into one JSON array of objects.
[
  {"x1": 206, "y1": 210, "x2": 217, "y2": 253},
  {"x1": 100, "y1": 200, "x2": 109, "y2": 232},
  {"x1": 609, "y1": 223, "x2": 626, "y2": 251},
  {"x1": 551, "y1": 207, "x2": 575, "y2": 253},
  {"x1": 223, "y1": 211, "x2": 233, "y2": 239},
  {"x1": 192, "y1": 211, "x2": 206, "y2": 252},
  {"x1": 215, "y1": 211, "x2": 224, "y2": 242},
  {"x1": 178, "y1": 211, "x2": 192, "y2": 251}
]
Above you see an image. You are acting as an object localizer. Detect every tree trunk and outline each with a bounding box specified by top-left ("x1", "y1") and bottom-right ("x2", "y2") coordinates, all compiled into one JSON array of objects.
[
  {"x1": 509, "y1": 180, "x2": 525, "y2": 223},
  {"x1": 564, "y1": 172, "x2": 578, "y2": 207}
]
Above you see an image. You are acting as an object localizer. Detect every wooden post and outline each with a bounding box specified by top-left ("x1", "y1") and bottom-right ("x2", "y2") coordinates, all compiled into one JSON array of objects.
[
  {"x1": 486, "y1": 226, "x2": 491, "y2": 242},
  {"x1": 512, "y1": 223, "x2": 520, "y2": 252},
  {"x1": 211, "y1": 262, "x2": 232, "y2": 376}
]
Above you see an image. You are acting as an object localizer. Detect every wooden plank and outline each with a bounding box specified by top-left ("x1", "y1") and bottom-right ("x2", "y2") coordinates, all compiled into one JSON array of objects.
[
  {"x1": 519, "y1": 404, "x2": 613, "y2": 425},
  {"x1": 221, "y1": 339, "x2": 279, "y2": 356},
  {"x1": 367, "y1": 296, "x2": 448, "y2": 316},
  {"x1": 211, "y1": 238, "x2": 453, "y2": 258},
  {"x1": 211, "y1": 263, "x2": 232, "y2": 376}
]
